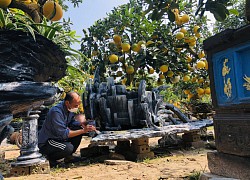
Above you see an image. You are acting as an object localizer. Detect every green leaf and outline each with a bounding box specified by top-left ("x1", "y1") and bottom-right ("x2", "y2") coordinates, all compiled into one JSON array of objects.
[
  {"x1": 6, "y1": 23, "x2": 15, "y2": 29},
  {"x1": 25, "y1": 24, "x2": 36, "y2": 41},
  {"x1": 0, "y1": 9, "x2": 6, "y2": 27},
  {"x1": 47, "y1": 29, "x2": 57, "y2": 39},
  {"x1": 170, "y1": 1, "x2": 179, "y2": 9},
  {"x1": 167, "y1": 10, "x2": 175, "y2": 22},
  {"x1": 207, "y1": 2, "x2": 228, "y2": 21},
  {"x1": 229, "y1": 9, "x2": 239, "y2": 16}
]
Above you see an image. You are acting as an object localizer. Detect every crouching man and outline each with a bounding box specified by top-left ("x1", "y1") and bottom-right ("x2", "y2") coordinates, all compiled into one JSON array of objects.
[{"x1": 38, "y1": 91, "x2": 95, "y2": 167}]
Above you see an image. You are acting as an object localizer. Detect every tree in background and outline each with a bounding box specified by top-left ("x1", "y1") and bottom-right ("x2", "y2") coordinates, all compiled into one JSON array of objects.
[
  {"x1": 213, "y1": 0, "x2": 248, "y2": 33},
  {"x1": 80, "y1": 0, "x2": 212, "y2": 105}
]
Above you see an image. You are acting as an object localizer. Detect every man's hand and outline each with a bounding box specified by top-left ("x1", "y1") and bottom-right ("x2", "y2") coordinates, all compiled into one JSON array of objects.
[{"x1": 81, "y1": 125, "x2": 96, "y2": 133}]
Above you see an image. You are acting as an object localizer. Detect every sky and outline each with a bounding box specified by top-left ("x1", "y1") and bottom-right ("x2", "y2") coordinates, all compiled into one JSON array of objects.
[{"x1": 64, "y1": 0, "x2": 130, "y2": 49}]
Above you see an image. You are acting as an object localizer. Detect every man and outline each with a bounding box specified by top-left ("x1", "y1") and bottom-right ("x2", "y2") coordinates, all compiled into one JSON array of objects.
[{"x1": 38, "y1": 91, "x2": 95, "y2": 167}]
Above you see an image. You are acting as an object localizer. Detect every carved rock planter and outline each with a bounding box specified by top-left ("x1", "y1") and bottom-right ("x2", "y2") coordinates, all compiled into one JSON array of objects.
[
  {"x1": 0, "y1": 30, "x2": 67, "y2": 170},
  {"x1": 0, "y1": 30, "x2": 67, "y2": 83},
  {"x1": 0, "y1": 30, "x2": 67, "y2": 164}
]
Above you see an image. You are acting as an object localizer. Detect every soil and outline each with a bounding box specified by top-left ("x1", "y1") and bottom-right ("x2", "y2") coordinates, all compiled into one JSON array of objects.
[{"x1": 0, "y1": 137, "x2": 213, "y2": 180}]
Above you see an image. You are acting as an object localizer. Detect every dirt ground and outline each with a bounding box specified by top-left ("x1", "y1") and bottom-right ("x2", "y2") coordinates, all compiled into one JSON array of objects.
[{"x1": 0, "y1": 137, "x2": 212, "y2": 180}]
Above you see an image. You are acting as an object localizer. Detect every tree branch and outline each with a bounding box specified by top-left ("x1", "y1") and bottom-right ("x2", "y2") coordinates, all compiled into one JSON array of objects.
[{"x1": 9, "y1": 0, "x2": 41, "y2": 23}]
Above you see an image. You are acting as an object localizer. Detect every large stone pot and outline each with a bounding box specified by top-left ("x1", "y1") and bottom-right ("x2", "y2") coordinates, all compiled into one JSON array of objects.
[{"x1": 0, "y1": 30, "x2": 67, "y2": 144}]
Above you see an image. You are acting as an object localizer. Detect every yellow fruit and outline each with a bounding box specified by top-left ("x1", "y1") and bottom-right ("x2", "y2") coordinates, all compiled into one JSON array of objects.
[
  {"x1": 22, "y1": 0, "x2": 31, "y2": 5},
  {"x1": 146, "y1": 40, "x2": 154, "y2": 46},
  {"x1": 193, "y1": 25, "x2": 200, "y2": 33},
  {"x1": 191, "y1": 77, "x2": 197, "y2": 83},
  {"x1": 196, "y1": 87, "x2": 205, "y2": 95},
  {"x1": 184, "y1": 37, "x2": 190, "y2": 43},
  {"x1": 109, "y1": 54, "x2": 118, "y2": 63},
  {"x1": 149, "y1": 68, "x2": 154, "y2": 74},
  {"x1": 205, "y1": 87, "x2": 211, "y2": 94},
  {"x1": 198, "y1": 51, "x2": 205, "y2": 59},
  {"x1": 188, "y1": 41, "x2": 196, "y2": 47},
  {"x1": 189, "y1": 36, "x2": 196, "y2": 43},
  {"x1": 187, "y1": 93, "x2": 194, "y2": 101},
  {"x1": 167, "y1": 70, "x2": 174, "y2": 77},
  {"x1": 176, "y1": 32, "x2": 184, "y2": 40},
  {"x1": 0, "y1": 0, "x2": 11, "y2": 8},
  {"x1": 117, "y1": 71, "x2": 123, "y2": 77},
  {"x1": 121, "y1": 78, "x2": 127, "y2": 85},
  {"x1": 170, "y1": 76, "x2": 180, "y2": 83},
  {"x1": 113, "y1": 35, "x2": 122, "y2": 43},
  {"x1": 196, "y1": 61, "x2": 206, "y2": 69},
  {"x1": 43, "y1": 1, "x2": 63, "y2": 21},
  {"x1": 184, "y1": 89, "x2": 190, "y2": 95},
  {"x1": 198, "y1": 78, "x2": 204, "y2": 84},
  {"x1": 183, "y1": 75, "x2": 190, "y2": 82},
  {"x1": 186, "y1": 56, "x2": 192, "y2": 63},
  {"x1": 159, "y1": 74, "x2": 165, "y2": 79},
  {"x1": 175, "y1": 13, "x2": 182, "y2": 25},
  {"x1": 138, "y1": 40, "x2": 146, "y2": 46},
  {"x1": 121, "y1": 43, "x2": 130, "y2": 52},
  {"x1": 172, "y1": 8, "x2": 179, "y2": 14},
  {"x1": 195, "y1": 33, "x2": 201, "y2": 38},
  {"x1": 180, "y1": 28, "x2": 187, "y2": 34},
  {"x1": 180, "y1": 14, "x2": 190, "y2": 23},
  {"x1": 131, "y1": 43, "x2": 141, "y2": 52},
  {"x1": 160, "y1": 65, "x2": 168, "y2": 73},
  {"x1": 126, "y1": 66, "x2": 134, "y2": 74}
]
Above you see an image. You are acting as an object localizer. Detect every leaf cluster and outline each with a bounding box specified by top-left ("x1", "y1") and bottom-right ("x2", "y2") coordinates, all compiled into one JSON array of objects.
[{"x1": 80, "y1": 0, "x2": 210, "y2": 92}]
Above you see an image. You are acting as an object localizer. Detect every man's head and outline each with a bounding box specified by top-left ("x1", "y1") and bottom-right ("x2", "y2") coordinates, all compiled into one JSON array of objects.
[{"x1": 64, "y1": 91, "x2": 81, "y2": 113}]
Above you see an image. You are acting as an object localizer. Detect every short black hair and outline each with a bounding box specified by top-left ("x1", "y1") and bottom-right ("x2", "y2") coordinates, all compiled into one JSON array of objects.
[{"x1": 64, "y1": 91, "x2": 80, "y2": 103}]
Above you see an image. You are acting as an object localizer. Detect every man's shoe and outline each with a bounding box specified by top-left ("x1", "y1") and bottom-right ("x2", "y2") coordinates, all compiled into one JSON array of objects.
[
  {"x1": 49, "y1": 158, "x2": 65, "y2": 168},
  {"x1": 49, "y1": 160, "x2": 60, "y2": 168},
  {"x1": 64, "y1": 155, "x2": 83, "y2": 164}
]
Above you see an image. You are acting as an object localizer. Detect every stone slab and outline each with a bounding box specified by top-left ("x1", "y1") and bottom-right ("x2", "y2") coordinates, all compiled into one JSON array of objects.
[
  {"x1": 91, "y1": 119, "x2": 213, "y2": 142},
  {"x1": 207, "y1": 151, "x2": 250, "y2": 180},
  {"x1": 200, "y1": 172, "x2": 239, "y2": 180}
]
